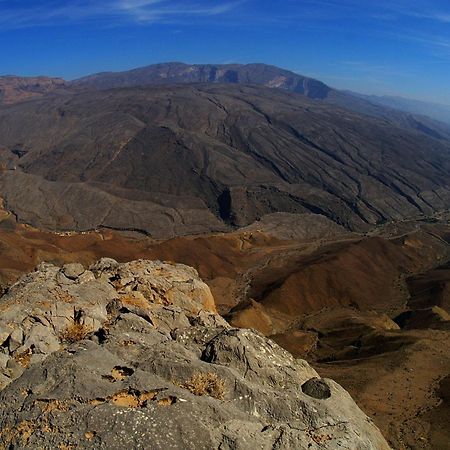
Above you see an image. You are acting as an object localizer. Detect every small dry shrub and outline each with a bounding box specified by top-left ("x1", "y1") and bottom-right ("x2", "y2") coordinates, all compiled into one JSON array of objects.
[
  {"x1": 181, "y1": 372, "x2": 226, "y2": 400},
  {"x1": 14, "y1": 349, "x2": 32, "y2": 368},
  {"x1": 59, "y1": 321, "x2": 91, "y2": 344}
]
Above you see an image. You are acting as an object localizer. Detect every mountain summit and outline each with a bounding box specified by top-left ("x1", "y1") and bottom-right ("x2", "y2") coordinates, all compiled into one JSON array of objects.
[{"x1": 72, "y1": 62, "x2": 333, "y2": 99}]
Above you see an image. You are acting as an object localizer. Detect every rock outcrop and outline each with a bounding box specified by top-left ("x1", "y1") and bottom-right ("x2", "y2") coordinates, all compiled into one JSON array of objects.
[{"x1": 0, "y1": 259, "x2": 389, "y2": 449}]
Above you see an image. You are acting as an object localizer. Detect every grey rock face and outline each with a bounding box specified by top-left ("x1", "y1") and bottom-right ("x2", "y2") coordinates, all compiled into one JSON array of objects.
[{"x1": 0, "y1": 259, "x2": 390, "y2": 449}]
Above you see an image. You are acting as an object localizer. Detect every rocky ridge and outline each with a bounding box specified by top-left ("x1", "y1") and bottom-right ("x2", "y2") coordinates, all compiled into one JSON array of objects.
[{"x1": 0, "y1": 258, "x2": 390, "y2": 449}]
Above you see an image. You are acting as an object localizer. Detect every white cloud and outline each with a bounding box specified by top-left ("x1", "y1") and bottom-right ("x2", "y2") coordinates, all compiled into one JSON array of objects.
[
  {"x1": 118, "y1": 0, "x2": 238, "y2": 23},
  {"x1": 0, "y1": 0, "x2": 240, "y2": 29}
]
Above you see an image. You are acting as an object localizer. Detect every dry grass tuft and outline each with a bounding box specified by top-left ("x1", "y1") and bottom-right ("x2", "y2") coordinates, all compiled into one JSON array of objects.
[
  {"x1": 59, "y1": 321, "x2": 91, "y2": 344},
  {"x1": 14, "y1": 348, "x2": 32, "y2": 368},
  {"x1": 181, "y1": 372, "x2": 226, "y2": 400}
]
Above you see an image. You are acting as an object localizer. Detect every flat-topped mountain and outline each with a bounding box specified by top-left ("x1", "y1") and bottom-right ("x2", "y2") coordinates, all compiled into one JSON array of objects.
[
  {"x1": 0, "y1": 83, "x2": 449, "y2": 237},
  {"x1": 70, "y1": 63, "x2": 450, "y2": 136},
  {"x1": 72, "y1": 62, "x2": 333, "y2": 99}
]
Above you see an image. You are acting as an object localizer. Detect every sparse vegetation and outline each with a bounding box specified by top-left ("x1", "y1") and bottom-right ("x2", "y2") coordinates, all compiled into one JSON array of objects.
[
  {"x1": 14, "y1": 348, "x2": 32, "y2": 368},
  {"x1": 59, "y1": 321, "x2": 92, "y2": 344},
  {"x1": 181, "y1": 372, "x2": 226, "y2": 400}
]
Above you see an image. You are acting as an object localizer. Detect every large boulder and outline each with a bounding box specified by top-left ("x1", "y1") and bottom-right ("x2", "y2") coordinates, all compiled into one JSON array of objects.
[{"x1": 0, "y1": 259, "x2": 390, "y2": 449}]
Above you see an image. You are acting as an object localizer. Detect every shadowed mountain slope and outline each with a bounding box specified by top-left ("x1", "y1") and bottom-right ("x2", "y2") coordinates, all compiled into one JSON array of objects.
[{"x1": 0, "y1": 84, "x2": 450, "y2": 237}]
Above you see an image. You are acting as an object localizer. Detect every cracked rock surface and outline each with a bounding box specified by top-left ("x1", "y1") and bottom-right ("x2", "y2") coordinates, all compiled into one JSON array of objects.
[{"x1": 0, "y1": 258, "x2": 390, "y2": 449}]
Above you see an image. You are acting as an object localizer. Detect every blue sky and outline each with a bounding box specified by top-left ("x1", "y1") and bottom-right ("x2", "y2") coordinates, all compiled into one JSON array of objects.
[{"x1": 1, "y1": 0, "x2": 450, "y2": 104}]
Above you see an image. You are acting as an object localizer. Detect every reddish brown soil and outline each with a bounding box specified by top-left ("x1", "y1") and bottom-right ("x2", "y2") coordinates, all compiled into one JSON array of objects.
[
  {"x1": 0, "y1": 214, "x2": 282, "y2": 315},
  {"x1": 0, "y1": 210, "x2": 449, "y2": 449},
  {"x1": 317, "y1": 329, "x2": 450, "y2": 450}
]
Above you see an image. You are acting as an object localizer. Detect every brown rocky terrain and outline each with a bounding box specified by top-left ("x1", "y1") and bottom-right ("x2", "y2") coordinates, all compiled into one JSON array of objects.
[
  {"x1": 0, "y1": 76, "x2": 66, "y2": 104},
  {"x1": 224, "y1": 222, "x2": 450, "y2": 450}
]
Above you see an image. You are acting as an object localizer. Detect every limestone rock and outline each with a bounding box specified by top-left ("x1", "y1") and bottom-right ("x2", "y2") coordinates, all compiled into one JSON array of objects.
[
  {"x1": 0, "y1": 259, "x2": 390, "y2": 449},
  {"x1": 0, "y1": 259, "x2": 215, "y2": 385},
  {"x1": 62, "y1": 262, "x2": 85, "y2": 280}
]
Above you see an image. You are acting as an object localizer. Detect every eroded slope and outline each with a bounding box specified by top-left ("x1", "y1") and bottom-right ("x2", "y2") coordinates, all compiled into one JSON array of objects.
[{"x1": 1, "y1": 85, "x2": 450, "y2": 237}]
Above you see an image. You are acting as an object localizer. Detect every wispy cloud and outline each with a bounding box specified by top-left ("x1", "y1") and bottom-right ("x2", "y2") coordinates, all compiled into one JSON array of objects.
[
  {"x1": 116, "y1": 0, "x2": 239, "y2": 22},
  {"x1": 2, "y1": 0, "x2": 449, "y2": 30},
  {"x1": 0, "y1": 0, "x2": 241, "y2": 29},
  {"x1": 408, "y1": 11, "x2": 450, "y2": 23},
  {"x1": 369, "y1": 1, "x2": 450, "y2": 24},
  {"x1": 300, "y1": 0, "x2": 450, "y2": 24},
  {"x1": 382, "y1": 28, "x2": 450, "y2": 61},
  {"x1": 315, "y1": 1, "x2": 450, "y2": 61}
]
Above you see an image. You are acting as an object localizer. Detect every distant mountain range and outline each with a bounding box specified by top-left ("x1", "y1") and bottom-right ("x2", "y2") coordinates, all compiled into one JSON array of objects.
[
  {"x1": 2, "y1": 62, "x2": 450, "y2": 139},
  {"x1": 347, "y1": 91, "x2": 450, "y2": 126},
  {"x1": 0, "y1": 63, "x2": 449, "y2": 238}
]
